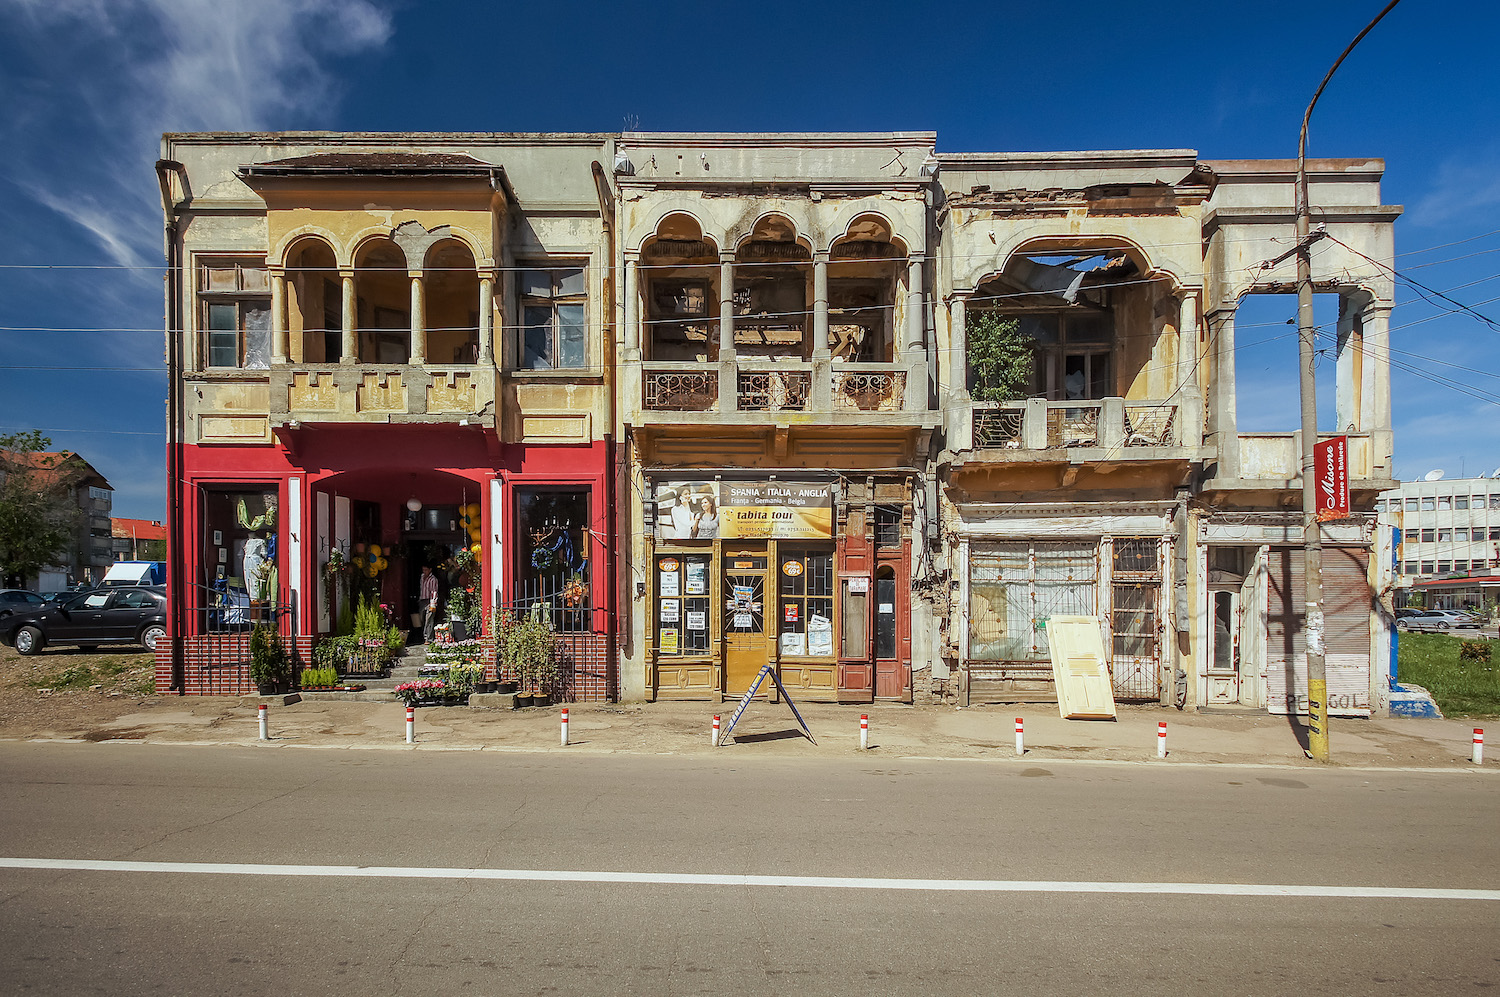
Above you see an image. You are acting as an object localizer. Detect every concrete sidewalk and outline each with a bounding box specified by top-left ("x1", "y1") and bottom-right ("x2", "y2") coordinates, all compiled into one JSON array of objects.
[{"x1": 53, "y1": 694, "x2": 1496, "y2": 770}]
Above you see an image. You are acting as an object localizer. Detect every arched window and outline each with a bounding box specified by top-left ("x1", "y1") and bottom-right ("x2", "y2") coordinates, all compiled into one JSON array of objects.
[
  {"x1": 425, "y1": 240, "x2": 480, "y2": 364},
  {"x1": 642, "y1": 214, "x2": 719, "y2": 362},
  {"x1": 830, "y1": 214, "x2": 905, "y2": 363},
  {"x1": 733, "y1": 215, "x2": 811, "y2": 361},
  {"x1": 285, "y1": 238, "x2": 339, "y2": 363},
  {"x1": 354, "y1": 238, "x2": 409, "y2": 363}
]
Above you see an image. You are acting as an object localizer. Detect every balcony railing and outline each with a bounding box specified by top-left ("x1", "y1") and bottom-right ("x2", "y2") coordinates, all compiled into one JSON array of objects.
[
  {"x1": 738, "y1": 367, "x2": 811, "y2": 412},
  {"x1": 972, "y1": 398, "x2": 1184, "y2": 453},
  {"x1": 639, "y1": 360, "x2": 921, "y2": 418},
  {"x1": 833, "y1": 366, "x2": 907, "y2": 412},
  {"x1": 643, "y1": 363, "x2": 719, "y2": 412},
  {"x1": 271, "y1": 363, "x2": 495, "y2": 423}
]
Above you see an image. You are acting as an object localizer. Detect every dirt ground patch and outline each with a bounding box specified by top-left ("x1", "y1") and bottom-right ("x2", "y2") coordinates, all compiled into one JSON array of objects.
[{"x1": 0, "y1": 643, "x2": 165, "y2": 738}]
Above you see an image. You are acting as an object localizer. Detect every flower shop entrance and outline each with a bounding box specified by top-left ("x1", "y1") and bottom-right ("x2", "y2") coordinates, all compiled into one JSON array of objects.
[{"x1": 311, "y1": 467, "x2": 489, "y2": 641}]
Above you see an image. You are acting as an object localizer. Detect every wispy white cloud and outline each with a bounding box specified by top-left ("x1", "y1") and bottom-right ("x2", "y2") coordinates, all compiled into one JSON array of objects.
[
  {"x1": 2, "y1": 0, "x2": 394, "y2": 262},
  {"x1": 1408, "y1": 144, "x2": 1500, "y2": 229},
  {"x1": 0, "y1": 0, "x2": 394, "y2": 518}
]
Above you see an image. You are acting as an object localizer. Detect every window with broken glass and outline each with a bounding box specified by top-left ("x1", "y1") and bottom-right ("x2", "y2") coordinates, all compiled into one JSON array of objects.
[
  {"x1": 988, "y1": 310, "x2": 1113, "y2": 401},
  {"x1": 199, "y1": 259, "x2": 271, "y2": 370},
  {"x1": 518, "y1": 266, "x2": 587, "y2": 370},
  {"x1": 972, "y1": 251, "x2": 1141, "y2": 401},
  {"x1": 648, "y1": 278, "x2": 714, "y2": 361},
  {"x1": 733, "y1": 249, "x2": 809, "y2": 360}
]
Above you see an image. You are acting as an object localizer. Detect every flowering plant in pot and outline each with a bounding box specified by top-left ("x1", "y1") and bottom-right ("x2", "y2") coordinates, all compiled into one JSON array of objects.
[{"x1": 394, "y1": 678, "x2": 446, "y2": 707}]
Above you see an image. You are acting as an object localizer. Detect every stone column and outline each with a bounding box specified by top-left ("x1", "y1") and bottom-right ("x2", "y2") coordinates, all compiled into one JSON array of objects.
[
  {"x1": 340, "y1": 271, "x2": 356, "y2": 363},
  {"x1": 1177, "y1": 293, "x2": 1201, "y2": 446},
  {"x1": 409, "y1": 271, "x2": 426, "y2": 366},
  {"x1": 1335, "y1": 293, "x2": 1363, "y2": 433},
  {"x1": 623, "y1": 255, "x2": 639, "y2": 354},
  {"x1": 269, "y1": 268, "x2": 287, "y2": 364},
  {"x1": 949, "y1": 294, "x2": 968, "y2": 400},
  {"x1": 949, "y1": 294, "x2": 971, "y2": 449},
  {"x1": 903, "y1": 256, "x2": 927, "y2": 412},
  {"x1": 904, "y1": 256, "x2": 926, "y2": 355},
  {"x1": 1206, "y1": 308, "x2": 1238, "y2": 478},
  {"x1": 812, "y1": 252, "x2": 830, "y2": 358},
  {"x1": 718, "y1": 251, "x2": 736, "y2": 360},
  {"x1": 1363, "y1": 297, "x2": 1393, "y2": 478},
  {"x1": 478, "y1": 273, "x2": 495, "y2": 366}
]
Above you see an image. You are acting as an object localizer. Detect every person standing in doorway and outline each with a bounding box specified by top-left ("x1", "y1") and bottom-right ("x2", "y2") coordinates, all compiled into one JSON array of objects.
[{"x1": 419, "y1": 563, "x2": 439, "y2": 644}]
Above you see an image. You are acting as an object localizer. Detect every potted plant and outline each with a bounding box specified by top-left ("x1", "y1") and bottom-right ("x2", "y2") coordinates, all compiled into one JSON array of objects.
[
  {"x1": 248, "y1": 623, "x2": 291, "y2": 695},
  {"x1": 499, "y1": 605, "x2": 558, "y2": 707},
  {"x1": 445, "y1": 588, "x2": 471, "y2": 642}
]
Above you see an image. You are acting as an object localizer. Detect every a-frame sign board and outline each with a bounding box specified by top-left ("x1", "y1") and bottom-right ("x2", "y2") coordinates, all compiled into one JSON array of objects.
[{"x1": 717, "y1": 663, "x2": 816, "y2": 746}]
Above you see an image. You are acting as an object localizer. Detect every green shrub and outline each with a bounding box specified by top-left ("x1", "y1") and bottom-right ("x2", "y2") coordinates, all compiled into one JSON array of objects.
[
  {"x1": 1460, "y1": 641, "x2": 1492, "y2": 663},
  {"x1": 966, "y1": 312, "x2": 1035, "y2": 404},
  {"x1": 248, "y1": 624, "x2": 291, "y2": 687}
]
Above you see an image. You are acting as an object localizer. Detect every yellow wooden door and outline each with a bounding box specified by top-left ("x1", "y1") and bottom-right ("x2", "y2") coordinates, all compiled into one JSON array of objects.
[{"x1": 723, "y1": 549, "x2": 769, "y2": 696}]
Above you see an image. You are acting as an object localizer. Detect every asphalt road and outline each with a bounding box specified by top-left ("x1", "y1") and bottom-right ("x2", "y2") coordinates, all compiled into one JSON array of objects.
[{"x1": 0, "y1": 744, "x2": 1496, "y2": 996}]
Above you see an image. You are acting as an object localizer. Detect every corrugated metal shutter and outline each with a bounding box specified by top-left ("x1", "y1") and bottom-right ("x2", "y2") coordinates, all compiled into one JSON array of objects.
[{"x1": 1266, "y1": 546, "x2": 1371, "y2": 716}]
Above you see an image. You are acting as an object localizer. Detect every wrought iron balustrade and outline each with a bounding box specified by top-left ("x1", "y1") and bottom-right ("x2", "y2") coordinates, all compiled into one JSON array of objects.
[
  {"x1": 643, "y1": 365, "x2": 719, "y2": 411},
  {"x1": 832, "y1": 367, "x2": 906, "y2": 412},
  {"x1": 738, "y1": 368, "x2": 811, "y2": 412}
]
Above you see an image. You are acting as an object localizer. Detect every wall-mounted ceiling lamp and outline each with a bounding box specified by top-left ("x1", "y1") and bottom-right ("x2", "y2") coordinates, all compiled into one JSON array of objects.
[{"x1": 406, "y1": 497, "x2": 423, "y2": 512}]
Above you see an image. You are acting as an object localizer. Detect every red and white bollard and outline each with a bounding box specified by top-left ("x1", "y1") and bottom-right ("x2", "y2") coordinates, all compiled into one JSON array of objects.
[
  {"x1": 711, "y1": 714, "x2": 721, "y2": 747},
  {"x1": 860, "y1": 714, "x2": 869, "y2": 750},
  {"x1": 405, "y1": 705, "x2": 415, "y2": 744},
  {"x1": 561, "y1": 708, "x2": 570, "y2": 747},
  {"x1": 1015, "y1": 717, "x2": 1024, "y2": 756},
  {"x1": 1474, "y1": 728, "x2": 1485, "y2": 765},
  {"x1": 257, "y1": 703, "x2": 268, "y2": 741},
  {"x1": 1157, "y1": 720, "x2": 1168, "y2": 759}
]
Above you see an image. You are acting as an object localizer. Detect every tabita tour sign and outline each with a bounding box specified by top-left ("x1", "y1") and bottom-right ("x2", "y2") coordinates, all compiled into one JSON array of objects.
[{"x1": 655, "y1": 480, "x2": 833, "y2": 541}]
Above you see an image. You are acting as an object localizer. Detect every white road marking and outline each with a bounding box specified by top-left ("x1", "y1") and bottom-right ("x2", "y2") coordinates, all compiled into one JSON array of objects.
[{"x1": 0, "y1": 857, "x2": 1495, "y2": 901}]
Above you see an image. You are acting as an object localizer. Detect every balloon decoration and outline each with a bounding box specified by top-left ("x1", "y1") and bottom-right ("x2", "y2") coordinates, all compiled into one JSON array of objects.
[{"x1": 458, "y1": 502, "x2": 483, "y2": 565}]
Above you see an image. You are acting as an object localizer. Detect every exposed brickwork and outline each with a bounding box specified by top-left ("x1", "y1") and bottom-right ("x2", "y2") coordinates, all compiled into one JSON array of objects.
[
  {"x1": 152, "y1": 628, "x2": 311, "y2": 695},
  {"x1": 493, "y1": 632, "x2": 616, "y2": 702}
]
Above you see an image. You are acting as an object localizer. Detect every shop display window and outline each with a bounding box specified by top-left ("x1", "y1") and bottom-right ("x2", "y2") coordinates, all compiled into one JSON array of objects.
[
  {"x1": 656, "y1": 553, "x2": 712, "y2": 655},
  {"x1": 778, "y1": 549, "x2": 834, "y2": 657},
  {"x1": 515, "y1": 488, "x2": 591, "y2": 630},
  {"x1": 200, "y1": 487, "x2": 279, "y2": 611}
]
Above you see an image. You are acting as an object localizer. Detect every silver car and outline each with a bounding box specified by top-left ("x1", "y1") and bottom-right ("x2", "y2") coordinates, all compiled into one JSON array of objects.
[{"x1": 1398, "y1": 610, "x2": 1482, "y2": 632}]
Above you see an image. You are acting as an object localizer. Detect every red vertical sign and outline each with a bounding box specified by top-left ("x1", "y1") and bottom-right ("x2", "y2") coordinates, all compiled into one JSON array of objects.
[{"x1": 1314, "y1": 436, "x2": 1350, "y2": 522}]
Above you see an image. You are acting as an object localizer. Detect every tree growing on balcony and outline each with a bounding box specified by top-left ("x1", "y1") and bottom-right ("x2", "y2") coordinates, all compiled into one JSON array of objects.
[
  {"x1": 966, "y1": 313, "x2": 1034, "y2": 404},
  {"x1": 0, "y1": 432, "x2": 80, "y2": 587}
]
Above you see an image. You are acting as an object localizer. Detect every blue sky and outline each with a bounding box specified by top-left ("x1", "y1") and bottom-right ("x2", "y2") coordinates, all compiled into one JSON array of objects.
[{"x1": 2, "y1": 0, "x2": 1498, "y2": 519}]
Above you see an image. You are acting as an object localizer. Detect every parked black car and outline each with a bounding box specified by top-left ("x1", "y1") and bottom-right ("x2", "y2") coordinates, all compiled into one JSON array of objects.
[
  {"x1": 0, "y1": 586, "x2": 167, "y2": 655},
  {"x1": 0, "y1": 589, "x2": 49, "y2": 621}
]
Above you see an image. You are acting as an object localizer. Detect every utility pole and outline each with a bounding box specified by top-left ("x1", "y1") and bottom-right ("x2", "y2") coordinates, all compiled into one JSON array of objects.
[{"x1": 1296, "y1": 0, "x2": 1403, "y2": 762}]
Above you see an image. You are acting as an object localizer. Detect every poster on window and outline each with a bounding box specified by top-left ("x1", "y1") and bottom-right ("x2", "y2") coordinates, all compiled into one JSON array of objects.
[
  {"x1": 659, "y1": 628, "x2": 679, "y2": 654},
  {"x1": 659, "y1": 568, "x2": 680, "y2": 597},
  {"x1": 807, "y1": 614, "x2": 833, "y2": 656},
  {"x1": 780, "y1": 631, "x2": 807, "y2": 655},
  {"x1": 656, "y1": 480, "x2": 832, "y2": 540},
  {"x1": 686, "y1": 611, "x2": 706, "y2": 631},
  {"x1": 685, "y1": 560, "x2": 707, "y2": 595},
  {"x1": 731, "y1": 584, "x2": 755, "y2": 613},
  {"x1": 660, "y1": 599, "x2": 680, "y2": 623}
]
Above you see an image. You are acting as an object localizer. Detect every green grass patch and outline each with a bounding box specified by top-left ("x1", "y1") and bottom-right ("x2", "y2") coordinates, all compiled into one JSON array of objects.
[
  {"x1": 26, "y1": 663, "x2": 102, "y2": 691},
  {"x1": 1398, "y1": 633, "x2": 1500, "y2": 718}
]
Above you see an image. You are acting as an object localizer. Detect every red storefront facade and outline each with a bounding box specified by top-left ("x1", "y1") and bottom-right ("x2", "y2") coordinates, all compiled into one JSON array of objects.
[{"x1": 157, "y1": 428, "x2": 615, "y2": 698}]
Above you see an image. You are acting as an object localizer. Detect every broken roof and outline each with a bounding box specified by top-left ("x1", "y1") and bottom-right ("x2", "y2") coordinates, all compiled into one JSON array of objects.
[{"x1": 256, "y1": 152, "x2": 491, "y2": 170}]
